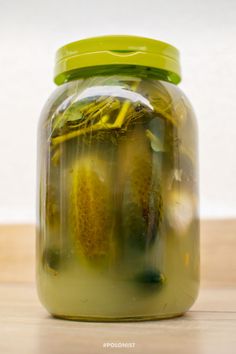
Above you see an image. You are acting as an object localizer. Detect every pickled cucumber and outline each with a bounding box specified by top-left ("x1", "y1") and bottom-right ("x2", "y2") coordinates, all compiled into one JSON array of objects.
[
  {"x1": 45, "y1": 185, "x2": 59, "y2": 228},
  {"x1": 70, "y1": 156, "x2": 113, "y2": 262},
  {"x1": 118, "y1": 129, "x2": 163, "y2": 251},
  {"x1": 134, "y1": 269, "x2": 165, "y2": 292}
]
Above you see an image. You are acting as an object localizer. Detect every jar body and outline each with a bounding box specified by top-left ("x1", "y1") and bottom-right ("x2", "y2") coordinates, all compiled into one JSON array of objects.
[{"x1": 37, "y1": 70, "x2": 199, "y2": 321}]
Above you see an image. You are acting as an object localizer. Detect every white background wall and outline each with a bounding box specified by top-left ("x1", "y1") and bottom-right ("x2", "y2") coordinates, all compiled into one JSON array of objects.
[{"x1": 0, "y1": 0, "x2": 236, "y2": 222}]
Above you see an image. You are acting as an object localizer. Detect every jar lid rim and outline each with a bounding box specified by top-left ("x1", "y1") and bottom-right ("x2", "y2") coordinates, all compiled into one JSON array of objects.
[{"x1": 54, "y1": 35, "x2": 181, "y2": 85}]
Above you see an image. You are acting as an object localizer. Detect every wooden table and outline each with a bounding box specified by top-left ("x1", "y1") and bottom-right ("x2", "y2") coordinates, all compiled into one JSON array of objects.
[{"x1": 0, "y1": 221, "x2": 236, "y2": 354}]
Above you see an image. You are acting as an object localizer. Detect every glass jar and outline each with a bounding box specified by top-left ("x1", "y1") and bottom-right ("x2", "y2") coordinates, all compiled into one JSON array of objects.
[{"x1": 36, "y1": 35, "x2": 199, "y2": 321}]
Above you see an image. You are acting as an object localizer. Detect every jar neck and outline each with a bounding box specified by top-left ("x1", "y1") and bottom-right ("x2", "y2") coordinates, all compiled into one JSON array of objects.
[{"x1": 57, "y1": 65, "x2": 179, "y2": 86}]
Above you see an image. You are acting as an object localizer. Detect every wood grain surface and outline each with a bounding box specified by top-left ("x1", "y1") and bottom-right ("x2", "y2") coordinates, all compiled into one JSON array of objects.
[{"x1": 0, "y1": 220, "x2": 235, "y2": 354}]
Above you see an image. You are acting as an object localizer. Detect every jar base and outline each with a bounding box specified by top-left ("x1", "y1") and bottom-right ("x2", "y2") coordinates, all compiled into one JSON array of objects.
[{"x1": 51, "y1": 312, "x2": 185, "y2": 322}]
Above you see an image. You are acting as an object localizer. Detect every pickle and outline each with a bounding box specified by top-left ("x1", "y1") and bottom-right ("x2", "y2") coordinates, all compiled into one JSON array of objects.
[
  {"x1": 45, "y1": 185, "x2": 59, "y2": 227},
  {"x1": 134, "y1": 269, "x2": 165, "y2": 289},
  {"x1": 119, "y1": 130, "x2": 163, "y2": 251},
  {"x1": 42, "y1": 248, "x2": 61, "y2": 273},
  {"x1": 70, "y1": 156, "x2": 113, "y2": 262}
]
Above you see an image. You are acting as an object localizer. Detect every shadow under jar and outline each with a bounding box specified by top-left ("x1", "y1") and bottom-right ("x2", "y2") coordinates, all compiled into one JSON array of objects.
[{"x1": 36, "y1": 35, "x2": 199, "y2": 321}]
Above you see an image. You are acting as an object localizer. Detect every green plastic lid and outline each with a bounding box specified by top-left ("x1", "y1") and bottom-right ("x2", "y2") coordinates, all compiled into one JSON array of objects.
[{"x1": 54, "y1": 35, "x2": 181, "y2": 85}]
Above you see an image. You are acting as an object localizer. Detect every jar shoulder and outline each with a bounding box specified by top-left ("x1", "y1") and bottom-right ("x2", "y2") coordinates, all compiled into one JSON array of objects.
[
  {"x1": 38, "y1": 77, "x2": 197, "y2": 132},
  {"x1": 38, "y1": 82, "x2": 76, "y2": 127},
  {"x1": 155, "y1": 81, "x2": 198, "y2": 128}
]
